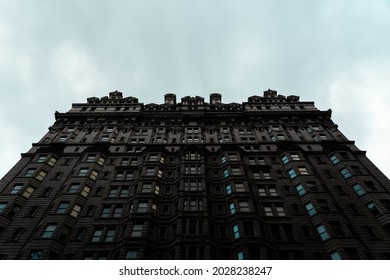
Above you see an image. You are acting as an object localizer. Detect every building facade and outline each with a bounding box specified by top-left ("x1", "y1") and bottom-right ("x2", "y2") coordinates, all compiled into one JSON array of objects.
[{"x1": 1, "y1": 89, "x2": 390, "y2": 260}]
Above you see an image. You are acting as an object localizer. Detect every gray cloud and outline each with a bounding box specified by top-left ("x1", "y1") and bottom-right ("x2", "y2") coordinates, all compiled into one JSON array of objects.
[{"x1": 1, "y1": 0, "x2": 389, "y2": 178}]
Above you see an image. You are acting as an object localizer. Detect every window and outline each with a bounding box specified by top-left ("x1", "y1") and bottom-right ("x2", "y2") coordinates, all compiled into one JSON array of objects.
[
  {"x1": 141, "y1": 183, "x2": 152, "y2": 193},
  {"x1": 276, "y1": 206, "x2": 286, "y2": 216},
  {"x1": 91, "y1": 229, "x2": 102, "y2": 242},
  {"x1": 86, "y1": 155, "x2": 96, "y2": 162},
  {"x1": 340, "y1": 168, "x2": 351, "y2": 179},
  {"x1": 81, "y1": 186, "x2": 91, "y2": 198},
  {"x1": 237, "y1": 251, "x2": 244, "y2": 260},
  {"x1": 101, "y1": 206, "x2": 111, "y2": 218},
  {"x1": 24, "y1": 168, "x2": 36, "y2": 177},
  {"x1": 235, "y1": 183, "x2": 245, "y2": 192},
  {"x1": 105, "y1": 229, "x2": 116, "y2": 242},
  {"x1": 154, "y1": 185, "x2": 160, "y2": 195},
  {"x1": 298, "y1": 167, "x2": 309, "y2": 175},
  {"x1": 305, "y1": 203, "x2": 316, "y2": 216},
  {"x1": 281, "y1": 155, "x2": 289, "y2": 164},
  {"x1": 330, "y1": 251, "x2": 342, "y2": 260},
  {"x1": 239, "y1": 201, "x2": 250, "y2": 212},
  {"x1": 68, "y1": 183, "x2": 80, "y2": 193},
  {"x1": 352, "y1": 183, "x2": 365, "y2": 196},
  {"x1": 229, "y1": 203, "x2": 236, "y2": 215},
  {"x1": 10, "y1": 184, "x2": 23, "y2": 194},
  {"x1": 226, "y1": 184, "x2": 232, "y2": 195},
  {"x1": 291, "y1": 154, "x2": 300, "y2": 161},
  {"x1": 288, "y1": 169, "x2": 297, "y2": 179},
  {"x1": 233, "y1": 225, "x2": 240, "y2": 239},
  {"x1": 367, "y1": 202, "x2": 381, "y2": 216},
  {"x1": 29, "y1": 250, "x2": 43, "y2": 260},
  {"x1": 316, "y1": 224, "x2": 329, "y2": 241},
  {"x1": 131, "y1": 224, "x2": 143, "y2": 237},
  {"x1": 57, "y1": 202, "x2": 69, "y2": 214},
  {"x1": 70, "y1": 204, "x2": 82, "y2": 218},
  {"x1": 295, "y1": 184, "x2": 306, "y2": 196},
  {"x1": 126, "y1": 250, "x2": 137, "y2": 260},
  {"x1": 220, "y1": 155, "x2": 226, "y2": 163},
  {"x1": 223, "y1": 169, "x2": 229, "y2": 178},
  {"x1": 330, "y1": 155, "x2": 340, "y2": 165},
  {"x1": 37, "y1": 155, "x2": 47, "y2": 163},
  {"x1": 0, "y1": 202, "x2": 7, "y2": 214},
  {"x1": 137, "y1": 202, "x2": 148, "y2": 213},
  {"x1": 145, "y1": 168, "x2": 155, "y2": 176},
  {"x1": 78, "y1": 168, "x2": 89, "y2": 176},
  {"x1": 42, "y1": 224, "x2": 57, "y2": 238},
  {"x1": 89, "y1": 170, "x2": 98, "y2": 181},
  {"x1": 264, "y1": 206, "x2": 273, "y2": 216}
]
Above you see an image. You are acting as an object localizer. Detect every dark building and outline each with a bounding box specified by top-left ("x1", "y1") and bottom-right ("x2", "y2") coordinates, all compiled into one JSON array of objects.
[{"x1": 1, "y1": 89, "x2": 390, "y2": 260}]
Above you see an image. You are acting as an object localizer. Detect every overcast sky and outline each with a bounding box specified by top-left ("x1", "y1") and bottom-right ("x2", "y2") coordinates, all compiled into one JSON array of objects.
[{"x1": 0, "y1": 0, "x2": 389, "y2": 179}]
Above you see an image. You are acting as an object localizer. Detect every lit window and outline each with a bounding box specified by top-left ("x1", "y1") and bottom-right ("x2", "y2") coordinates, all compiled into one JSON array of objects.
[
  {"x1": 291, "y1": 154, "x2": 300, "y2": 161},
  {"x1": 233, "y1": 225, "x2": 240, "y2": 239},
  {"x1": 352, "y1": 183, "x2": 365, "y2": 196},
  {"x1": 154, "y1": 185, "x2": 160, "y2": 195},
  {"x1": 269, "y1": 187, "x2": 277, "y2": 196},
  {"x1": 316, "y1": 224, "x2": 329, "y2": 241},
  {"x1": 89, "y1": 170, "x2": 98, "y2": 181},
  {"x1": 220, "y1": 155, "x2": 226, "y2": 163},
  {"x1": 145, "y1": 168, "x2": 155, "y2": 176},
  {"x1": 229, "y1": 203, "x2": 236, "y2": 215},
  {"x1": 237, "y1": 251, "x2": 244, "y2": 260},
  {"x1": 298, "y1": 167, "x2": 309, "y2": 175},
  {"x1": 295, "y1": 184, "x2": 306, "y2": 196},
  {"x1": 10, "y1": 184, "x2": 23, "y2": 194},
  {"x1": 57, "y1": 202, "x2": 69, "y2": 214},
  {"x1": 305, "y1": 202, "x2": 316, "y2": 216},
  {"x1": 340, "y1": 168, "x2": 351, "y2": 179},
  {"x1": 86, "y1": 155, "x2": 96, "y2": 162},
  {"x1": 70, "y1": 204, "x2": 82, "y2": 218},
  {"x1": 47, "y1": 157, "x2": 57, "y2": 166},
  {"x1": 288, "y1": 169, "x2": 297, "y2": 179},
  {"x1": 223, "y1": 169, "x2": 229, "y2": 178},
  {"x1": 81, "y1": 186, "x2": 91, "y2": 198},
  {"x1": 131, "y1": 224, "x2": 143, "y2": 237},
  {"x1": 42, "y1": 224, "x2": 57, "y2": 238},
  {"x1": 258, "y1": 187, "x2": 266, "y2": 196},
  {"x1": 97, "y1": 157, "x2": 105, "y2": 166}
]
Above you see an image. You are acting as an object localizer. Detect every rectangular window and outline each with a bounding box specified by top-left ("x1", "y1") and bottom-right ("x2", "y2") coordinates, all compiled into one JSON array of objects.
[
  {"x1": 42, "y1": 224, "x2": 57, "y2": 238},
  {"x1": 330, "y1": 251, "x2": 342, "y2": 260},
  {"x1": 24, "y1": 168, "x2": 36, "y2": 177},
  {"x1": 298, "y1": 167, "x2": 309, "y2": 175},
  {"x1": 237, "y1": 251, "x2": 244, "y2": 260},
  {"x1": 295, "y1": 184, "x2": 306, "y2": 196},
  {"x1": 226, "y1": 184, "x2": 232, "y2": 195},
  {"x1": 288, "y1": 169, "x2": 297, "y2": 179},
  {"x1": 10, "y1": 184, "x2": 23, "y2": 194},
  {"x1": 0, "y1": 202, "x2": 8, "y2": 213},
  {"x1": 330, "y1": 155, "x2": 340, "y2": 165},
  {"x1": 101, "y1": 206, "x2": 111, "y2": 218},
  {"x1": 92, "y1": 229, "x2": 103, "y2": 242},
  {"x1": 78, "y1": 168, "x2": 89, "y2": 176},
  {"x1": 305, "y1": 202, "x2": 316, "y2": 216},
  {"x1": 68, "y1": 183, "x2": 80, "y2": 194},
  {"x1": 137, "y1": 202, "x2": 148, "y2": 213},
  {"x1": 141, "y1": 183, "x2": 152, "y2": 193},
  {"x1": 235, "y1": 183, "x2": 245, "y2": 192},
  {"x1": 367, "y1": 202, "x2": 381, "y2": 216},
  {"x1": 340, "y1": 168, "x2": 351, "y2": 179},
  {"x1": 145, "y1": 168, "x2": 155, "y2": 176},
  {"x1": 264, "y1": 206, "x2": 273, "y2": 216},
  {"x1": 316, "y1": 224, "x2": 329, "y2": 240},
  {"x1": 126, "y1": 250, "x2": 137, "y2": 260},
  {"x1": 223, "y1": 169, "x2": 229, "y2": 178},
  {"x1": 291, "y1": 154, "x2": 300, "y2": 161},
  {"x1": 57, "y1": 202, "x2": 69, "y2": 214},
  {"x1": 276, "y1": 206, "x2": 286, "y2": 216},
  {"x1": 70, "y1": 204, "x2": 81, "y2": 218},
  {"x1": 229, "y1": 203, "x2": 236, "y2": 215},
  {"x1": 105, "y1": 229, "x2": 116, "y2": 242},
  {"x1": 131, "y1": 224, "x2": 143, "y2": 237},
  {"x1": 239, "y1": 201, "x2": 250, "y2": 212},
  {"x1": 353, "y1": 183, "x2": 365, "y2": 196},
  {"x1": 233, "y1": 225, "x2": 240, "y2": 239},
  {"x1": 281, "y1": 155, "x2": 289, "y2": 164}
]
